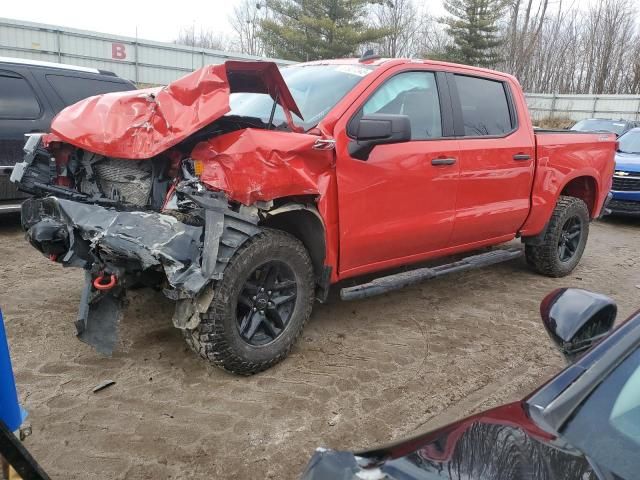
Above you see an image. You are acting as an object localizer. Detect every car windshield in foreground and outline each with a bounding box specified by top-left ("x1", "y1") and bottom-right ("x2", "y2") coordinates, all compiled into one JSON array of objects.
[
  {"x1": 562, "y1": 347, "x2": 640, "y2": 479},
  {"x1": 617, "y1": 130, "x2": 640, "y2": 154},
  {"x1": 571, "y1": 119, "x2": 628, "y2": 135},
  {"x1": 228, "y1": 64, "x2": 374, "y2": 131}
]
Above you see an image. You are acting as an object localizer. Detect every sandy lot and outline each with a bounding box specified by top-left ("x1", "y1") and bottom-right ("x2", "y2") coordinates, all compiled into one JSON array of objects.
[{"x1": 0, "y1": 213, "x2": 638, "y2": 479}]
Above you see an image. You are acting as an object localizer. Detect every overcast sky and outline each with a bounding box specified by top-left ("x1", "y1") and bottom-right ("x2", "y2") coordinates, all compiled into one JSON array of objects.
[
  {"x1": 1, "y1": 0, "x2": 439, "y2": 44},
  {"x1": 1, "y1": 0, "x2": 633, "y2": 46},
  {"x1": 2, "y1": 0, "x2": 243, "y2": 42}
]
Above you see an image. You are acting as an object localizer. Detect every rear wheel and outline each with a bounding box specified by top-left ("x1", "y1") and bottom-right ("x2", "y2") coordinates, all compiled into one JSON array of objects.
[
  {"x1": 183, "y1": 229, "x2": 314, "y2": 375},
  {"x1": 525, "y1": 196, "x2": 590, "y2": 277}
]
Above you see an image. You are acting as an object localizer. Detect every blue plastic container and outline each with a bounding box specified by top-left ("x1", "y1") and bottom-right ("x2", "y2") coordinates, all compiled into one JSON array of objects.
[{"x1": 0, "y1": 309, "x2": 26, "y2": 431}]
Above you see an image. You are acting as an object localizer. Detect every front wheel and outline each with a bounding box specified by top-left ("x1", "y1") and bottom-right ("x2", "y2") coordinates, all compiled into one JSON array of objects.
[
  {"x1": 183, "y1": 229, "x2": 315, "y2": 375},
  {"x1": 525, "y1": 195, "x2": 590, "y2": 277}
]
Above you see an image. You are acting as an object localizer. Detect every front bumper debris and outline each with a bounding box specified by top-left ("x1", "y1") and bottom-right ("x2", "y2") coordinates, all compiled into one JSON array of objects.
[
  {"x1": 22, "y1": 197, "x2": 210, "y2": 293},
  {"x1": 21, "y1": 195, "x2": 259, "y2": 354}
]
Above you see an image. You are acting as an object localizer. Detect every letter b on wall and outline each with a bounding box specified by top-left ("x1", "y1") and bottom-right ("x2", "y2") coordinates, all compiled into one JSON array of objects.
[{"x1": 112, "y1": 43, "x2": 127, "y2": 60}]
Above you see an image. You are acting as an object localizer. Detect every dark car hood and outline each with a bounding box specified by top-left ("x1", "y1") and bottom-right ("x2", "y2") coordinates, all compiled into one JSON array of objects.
[
  {"x1": 302, "y1": 402, "x2": 594, "y2": 480},
  {"x1": 49, "y1": 61, "x2": 302, "y2": 160},
  {"x1": 615, "y1": 151, "x2": 640, "y2": 172}
]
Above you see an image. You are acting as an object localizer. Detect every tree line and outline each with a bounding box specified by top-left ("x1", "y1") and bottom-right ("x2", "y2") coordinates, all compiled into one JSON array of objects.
[{"x1": 175, "y1": 0, "x2": 640, "y2": 94}]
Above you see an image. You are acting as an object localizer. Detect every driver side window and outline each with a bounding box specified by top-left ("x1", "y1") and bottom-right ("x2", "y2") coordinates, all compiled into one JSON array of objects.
[{"x1": 361, "y1": 71, "x2": 442, "y2": 140}]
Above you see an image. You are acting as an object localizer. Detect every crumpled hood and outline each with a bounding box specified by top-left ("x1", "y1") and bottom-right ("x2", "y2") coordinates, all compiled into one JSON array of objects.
[{"x1": 49, "y1": 61, "x2": 301, "y2": 160}]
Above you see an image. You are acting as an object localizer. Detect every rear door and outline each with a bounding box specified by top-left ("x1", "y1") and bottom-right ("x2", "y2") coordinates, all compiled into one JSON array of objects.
[
  {"x1": 334, "y1": 66, "x2": 460, "y2": 275},
  {"x1": 447, "y1": 73, "x2": 535, "y2": 246}
]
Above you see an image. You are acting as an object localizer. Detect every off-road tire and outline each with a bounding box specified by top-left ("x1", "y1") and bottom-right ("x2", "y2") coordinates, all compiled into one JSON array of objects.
[
  {"x1": 525, "y1": 195, "x2": 590, "y2": 277},
  {"x1": 183, "y1": 229, "x2": 314, "y2": 375}
]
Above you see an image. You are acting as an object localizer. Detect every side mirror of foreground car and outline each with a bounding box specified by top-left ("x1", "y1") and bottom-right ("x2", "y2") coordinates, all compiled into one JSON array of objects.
[
  {"x1": 540, "y1": 288, "x2": 617, "y2": 363},
  {"x1": 348, "y1": 113, "x2": 411, "y2": 160}
]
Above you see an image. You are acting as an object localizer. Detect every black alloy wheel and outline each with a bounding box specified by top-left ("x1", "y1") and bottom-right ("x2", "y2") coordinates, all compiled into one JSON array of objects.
[
  {"x1": 558, "y1": 216, "x2": 583, "y2": 262},
  {"x1": 525, "y1": 195, "x2": 590, "y2": 278},
  {"x1": 182, "y1": 229, "x2": 315, "y2": 375},
  {"x1": 237, "y1": 261, "x2": 297, "y2": 346}
]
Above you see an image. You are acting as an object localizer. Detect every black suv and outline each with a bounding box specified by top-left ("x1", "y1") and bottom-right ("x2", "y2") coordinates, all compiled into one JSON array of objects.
[{"x1": 0, "y1": 57, "x2": 135, "y2": 213}]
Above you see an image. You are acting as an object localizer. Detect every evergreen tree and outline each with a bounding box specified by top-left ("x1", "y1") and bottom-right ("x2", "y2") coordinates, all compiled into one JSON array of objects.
[
  {"x1": 260, "y1": 0, "x2": 389, "y2": 62},
  {"x1": 439, "y1": 0, "x2": 506, "y2": 67}
]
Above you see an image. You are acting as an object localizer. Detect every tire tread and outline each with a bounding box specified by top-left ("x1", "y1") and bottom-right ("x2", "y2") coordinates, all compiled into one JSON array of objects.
[
  {"x1": 525, "y1": 195, "x2": 589, "y2": 278},
  {"x1": 183, "y1": 228, "x2": 314, "y2": 375}
]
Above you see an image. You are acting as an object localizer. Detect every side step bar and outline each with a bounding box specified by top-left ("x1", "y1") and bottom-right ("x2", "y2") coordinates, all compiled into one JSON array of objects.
[{"x1": 340, "y1": 248, "x2": 523, "y2": 301}]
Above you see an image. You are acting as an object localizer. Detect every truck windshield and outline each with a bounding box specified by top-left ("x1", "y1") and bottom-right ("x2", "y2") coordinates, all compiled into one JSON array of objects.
[
  {"x1": 617, "y1": 130, "x2": 640, "y2": 154},
  {"x1": 229, "y1": 64, "x2": 374, "y2": 131},
  {"x1": 571, "y1": 119, "x2": 628, "y2": 135}
]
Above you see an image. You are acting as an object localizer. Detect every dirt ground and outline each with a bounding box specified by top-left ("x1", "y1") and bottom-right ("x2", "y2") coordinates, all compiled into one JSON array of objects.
[{"x1": 0, "y1": 213, "x2": 638, "y2": 479}]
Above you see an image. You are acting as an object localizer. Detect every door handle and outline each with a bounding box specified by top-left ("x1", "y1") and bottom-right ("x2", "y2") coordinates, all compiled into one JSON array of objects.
[
  {"x1": 513, "y1": 153, "x2": 531, "y2": 161},
  {"x1": 431, "y1": 157, "x2": 457, "y2": 166}
]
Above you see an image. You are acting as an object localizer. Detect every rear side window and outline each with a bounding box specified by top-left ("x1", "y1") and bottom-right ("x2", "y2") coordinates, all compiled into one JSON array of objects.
[
  {"x1": 0, "y1": 72, "x2": 41, "y2": 119},
  {"x1": 454, "y1": 75, "x2": 513, "y2": 136},
  {"x1": 46, "y1": 74, "x2": 133, "y2": 106}
]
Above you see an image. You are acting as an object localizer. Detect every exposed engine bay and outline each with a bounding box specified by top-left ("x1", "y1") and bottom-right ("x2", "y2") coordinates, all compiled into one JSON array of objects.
[
  {"x1": 10, "y1": 61, "x2": 334, "y2": 356},
  {"x1": 14, "y1": 131, "x2": 262, "y2": 354}
]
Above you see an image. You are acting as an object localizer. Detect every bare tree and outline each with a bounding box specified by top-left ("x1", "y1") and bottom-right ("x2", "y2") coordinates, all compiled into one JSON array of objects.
[
  {"x1": 368, "y1": 1, "x2": 451, "y2": 59},
  {"x1": 581, "y1": 0, "x2": 635, "y2": 93},
  {"x1": 182, "y1": 0, "x2": 640, "y2": 94},
  {"x1": 415, "y1": 11, "x2": 453, "y2": 59},
  {"x1": 503, "y1": 0, "x2": 550, "y2": 79},
  {"x1": 174, "y1": 25, "x2": 234, "y2": 51},
  {"x1": 625, "y1": 41, "x2": 640, "y2": 94},
  {"x1": 229, "y1": 0, "x2": 267, "y2": 56},
  {"x1": 372, "y1": 0, "x2": 418, "y2": 57},
  {"x1": 499, "y1": 0, "x2": 638, "y2": 94}
]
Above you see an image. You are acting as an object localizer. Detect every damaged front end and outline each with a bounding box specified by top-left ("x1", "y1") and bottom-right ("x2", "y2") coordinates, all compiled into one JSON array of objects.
[
  {"x1": 14, "y1": 134, "x2": 260, "y2": 354},
  {"x1": 10, "y1": 60, "x2": 331, "y2": 357}
]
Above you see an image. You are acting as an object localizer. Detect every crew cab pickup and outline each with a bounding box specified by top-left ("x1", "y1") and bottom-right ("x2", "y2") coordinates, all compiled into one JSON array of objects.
[{"x1": 11, "y1": 58, "x2": 615, "y2": 374}]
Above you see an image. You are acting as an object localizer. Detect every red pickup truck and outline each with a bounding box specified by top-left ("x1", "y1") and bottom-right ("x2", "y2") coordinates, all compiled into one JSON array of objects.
[{"x1": 11, "y1": 57, "x2": 615, "y2": 374}]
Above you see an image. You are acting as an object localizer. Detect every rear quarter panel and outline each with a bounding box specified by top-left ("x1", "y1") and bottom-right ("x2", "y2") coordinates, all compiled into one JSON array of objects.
[{"x1": 520, "y1": 132, "x2": 616, "y2": 236}]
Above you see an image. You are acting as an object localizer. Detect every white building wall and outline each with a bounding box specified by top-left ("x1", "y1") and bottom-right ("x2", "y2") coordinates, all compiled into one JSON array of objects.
[{"x1": 0, "y1": 17, "x2": 294, "y2": 86}]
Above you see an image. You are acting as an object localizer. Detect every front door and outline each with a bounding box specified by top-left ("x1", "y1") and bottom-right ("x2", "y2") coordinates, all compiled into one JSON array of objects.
[{"x1": 334, "y1": 68, "x2": 460, "y2": 276}]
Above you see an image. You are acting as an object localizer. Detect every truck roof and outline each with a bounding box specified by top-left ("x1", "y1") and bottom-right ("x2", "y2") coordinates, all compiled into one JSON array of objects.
[{"x1": 297, "y1": 57, "x2": 518, "y2": 82}]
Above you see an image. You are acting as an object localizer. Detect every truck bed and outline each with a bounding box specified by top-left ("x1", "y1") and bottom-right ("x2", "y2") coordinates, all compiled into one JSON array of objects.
[{"x1": 519, "y1": 129, "x2": 616, "y2": 237}]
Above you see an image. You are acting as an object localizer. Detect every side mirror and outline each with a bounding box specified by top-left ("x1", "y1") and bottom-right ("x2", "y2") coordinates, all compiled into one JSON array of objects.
[
  {"x1": 348, "y1": 114, "x2": 411, "y2": 161},
  {"x1": 540, "y1": 288, "x2": 617, "y2": 363}
]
